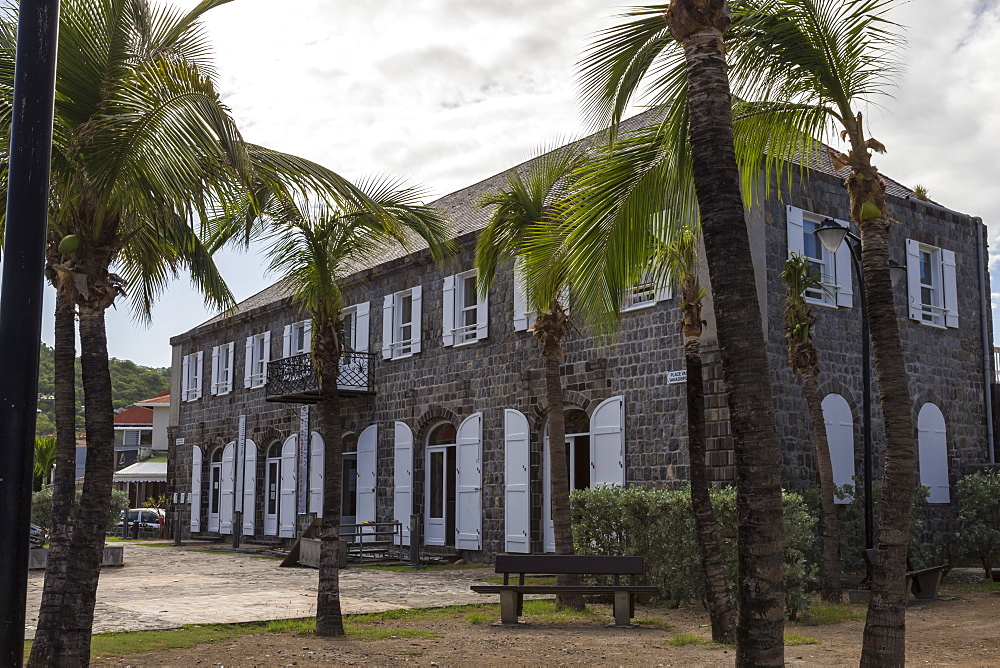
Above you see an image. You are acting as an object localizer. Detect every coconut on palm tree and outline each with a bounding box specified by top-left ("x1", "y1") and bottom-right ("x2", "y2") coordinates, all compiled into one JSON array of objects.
[
  {"x1": 475, "y1": 146, "x2": 588, "y2": 610},
  {"x1": 256, "y1": 184, "x2": 450, "y2": 636},
  {"x1": 782, "y1": 254, "x2": 842, "y2": 602}
]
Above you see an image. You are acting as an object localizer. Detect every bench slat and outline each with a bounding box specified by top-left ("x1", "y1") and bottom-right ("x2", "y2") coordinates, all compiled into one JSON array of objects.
[
  {"x1": 471, "y1": 585, "x2": 658, "y2": 594},
  {"x1": 494, "y1": 554, "x2": 644, "y2": 575}
]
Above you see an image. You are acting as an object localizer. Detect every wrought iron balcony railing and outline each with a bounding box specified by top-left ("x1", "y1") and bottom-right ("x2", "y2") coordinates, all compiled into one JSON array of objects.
[{"x1": 265, "y1": 351, "x2": 376, "y2": 403}]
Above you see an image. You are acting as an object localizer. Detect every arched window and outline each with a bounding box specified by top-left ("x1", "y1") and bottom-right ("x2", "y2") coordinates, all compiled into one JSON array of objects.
[
  {"x1": 917, "y1": 403, "x2": 950, "y2": 503},
  {"x1": 428, "y1": 422, "x2": 457, "y2": 446},
  {"x1": 267, "y1": 441, "x2": 281, "y2": 460}
]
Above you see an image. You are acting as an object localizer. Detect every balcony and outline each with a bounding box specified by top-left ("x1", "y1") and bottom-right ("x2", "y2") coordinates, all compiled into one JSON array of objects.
[{"x1": 265, "y1": 351, "x2": 376, "y2": 404}]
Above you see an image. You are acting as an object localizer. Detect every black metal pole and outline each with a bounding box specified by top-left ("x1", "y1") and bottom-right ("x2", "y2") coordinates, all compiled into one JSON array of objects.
[
  {"x1": 0, "y1": 0, "x2": 60, "y2": 663},
  {"x1": 845, "y1": 235, "x2": 875, "y2": 551}
]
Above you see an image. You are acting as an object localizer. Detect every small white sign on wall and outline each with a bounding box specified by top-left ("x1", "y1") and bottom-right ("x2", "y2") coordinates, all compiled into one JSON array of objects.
[
  {"x1": 667, "y1": 370, "x2": 688, "y2": 385},
  {"x1": 175, "y1": 437, "x2": 185, "y2": 445}
]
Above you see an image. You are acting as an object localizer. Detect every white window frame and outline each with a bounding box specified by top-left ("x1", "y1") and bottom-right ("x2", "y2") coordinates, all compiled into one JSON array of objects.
[
  {"x1": 443, "y1": 270, "x2": 488, "y2": 346},
  {"x1": 342, "y1": 307, "x2": 358, "y2": 352},
  {"x1": 621, "y1": 274, "x2": 671, "y2": 312},
  {"x1": 244, "y1": 332, "x2": 271, "y2": 389},
  {"x1": 382, "y1": 286, "x2": 422, "y2": 360},
  {"x1": 181, "y1": 351, "x2": 203, "y2": 402},
  {"x1": 283, "y1": 320, "x2": 311, "y2": 358},
  {"x1": 210, "y1": 342, "x2": 235, "y2": 395},
  {"x1": 906, "y1": 238, "x2": 958, "y2": 329},
  {"x1": 786, "y1": 205, "x2": 853, "y2": 309}
]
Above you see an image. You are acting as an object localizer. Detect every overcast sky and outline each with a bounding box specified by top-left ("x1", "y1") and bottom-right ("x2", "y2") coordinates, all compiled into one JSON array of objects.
[{"x1": 29, "y1": 0, "x2": 1000, "y2": 368}]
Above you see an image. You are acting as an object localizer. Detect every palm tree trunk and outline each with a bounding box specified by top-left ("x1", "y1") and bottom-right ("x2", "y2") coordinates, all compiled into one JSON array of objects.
[
  {"x1": 799, "y1": 365, "x2": 842, "y2": 602},
  {"x1": 668, "y1": 5, "x2": 786, "y2": 663},
  {"x1": 857, "y1": 219, "x2": 914, "y2": 667},
  {"x1": 315, "y1": 323, "x2": 346, "y2": 637},
  {"x1": 32, "y1": 305, "x2": 118, "y2": 665},
  {"x1": 685, "y1": 334, "x2": 736, "y2": 643},
  {"x1": 29, "y1": 291, "x2": 80, "y2": 665},
  {"x1": 543, "y1": 346, "x2": 583, "y2": 610}
]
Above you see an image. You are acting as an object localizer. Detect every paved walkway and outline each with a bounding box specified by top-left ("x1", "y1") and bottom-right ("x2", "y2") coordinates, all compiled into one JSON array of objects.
[{"x1": 25, "y1": 543, "x2": 489, "y2": 638}]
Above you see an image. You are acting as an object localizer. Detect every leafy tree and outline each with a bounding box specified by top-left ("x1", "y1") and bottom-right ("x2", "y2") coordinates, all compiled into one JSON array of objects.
[
  {"x1": 258, "y1": 183, "x2": 450, "y2": 636},
  {"x1": 782, "y1": 254, "x2": 841, "y2": 601},
  {"x1": 476, "y1": 146, "x2": 589, "y2": 610},
  {"x1": 956, "y1": 470, "x2": 1000, "y2": 578},
  {"x1": 34, "y1": 436, "x2": 58, "y2": 488}
]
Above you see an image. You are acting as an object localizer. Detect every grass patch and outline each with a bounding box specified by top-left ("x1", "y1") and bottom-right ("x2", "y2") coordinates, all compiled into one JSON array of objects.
[
  {"x1": 669, "y1": 633, "x2": 708, "y2": 646},
  {"x1": 355, "y1": 563, "x2": 489, "y2": 573},
  {"x1": 797, "y1": 601, "x2": 866, "y2": 626},
  {"x1": 785, "y1": 633, "x2": 819, "y2": 645},
  {"x1": 521, "y1": 599, "x2": 599, "y2": 624},
  {"x1": 945, "y1": 579, "x2": 1000, "y2": 593},
  {"x1": 465, "y1": 610, "x2": 494, "y2": 624},
  {"x1": 477, "y1": 575, "x2": 556, "y2": 586},
  {"x1": 634, "y1": 617, "x2": 671, "y2": 630}
]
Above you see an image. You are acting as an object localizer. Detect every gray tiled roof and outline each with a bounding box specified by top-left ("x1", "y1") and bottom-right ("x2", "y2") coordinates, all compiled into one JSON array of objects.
[{"x1": 194, "y1": 107, "x2": 919, "y2": 331}]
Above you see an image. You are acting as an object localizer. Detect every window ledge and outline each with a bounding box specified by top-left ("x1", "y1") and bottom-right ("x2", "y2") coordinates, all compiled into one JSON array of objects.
[
  {"x1": 621, "y1": 301, "x2": 657, "y2": 313},
  {"x1": 804, "y1": 296, "x2": 839, "y2": 310},
  {"x1": 390, "y1": 352, "x2": 415, "y2": 361},
  {"x1": 452, "y1": 338, "x2": 482, "y2": 348},
  {"x1": 915, "y1": 319, "x2": 947, "y2": 330}
]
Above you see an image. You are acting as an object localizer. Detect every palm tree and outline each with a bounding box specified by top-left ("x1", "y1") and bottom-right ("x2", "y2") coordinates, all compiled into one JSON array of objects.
[
  {"x1": 0, "y1": 0, "x2": 389, "y2": 662},
  {"x1": 34, "y1": 435, "x2": 58, "y2": 487},
  {"x1": 258, "y1": 185, "x2": 450, "y2": 636},
  {"x1": 476, "y1": 146, "x2": 588, "y2": 610},
  {"x1": 782, "y1": 254, "x2": 842, "y2": 602},
  {"x1": 662, "y1": 225, "x2": 735, "y2": 643},
  {"x1": 573, "y1": 4, "x2": 788, "y2": 663}
]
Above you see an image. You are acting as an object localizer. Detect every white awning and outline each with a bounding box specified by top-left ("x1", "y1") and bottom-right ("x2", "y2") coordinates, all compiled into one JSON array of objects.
[{"x1": 113, "y1": 461, "x2": 167, "y2": 483}]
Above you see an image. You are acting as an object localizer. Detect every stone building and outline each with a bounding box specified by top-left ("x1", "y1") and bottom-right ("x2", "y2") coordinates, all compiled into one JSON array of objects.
[{"x1": 167, "y1": 112, "x2": 996, "y2": 558}]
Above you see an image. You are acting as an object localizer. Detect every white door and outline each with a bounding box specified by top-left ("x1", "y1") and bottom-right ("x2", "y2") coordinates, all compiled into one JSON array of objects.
[
  {"x1": 590, "y1": 396, "x2": 625, "y2": 487},
  {"x1": 456, "y1": 412, "x2": 483, "y2": 551},
  {"x1": 504, "y1": 409, "x2": 530, "y2": 553},
  {"x1": 309, "y1": 431, "x2": 325, "y2": 517},
  {"x1": 190, "y1": 446, "x2": 202, "y2": 532},
  {"x1": 279, "y1": 435, "x2": 298, "y2": 537},
  {"x1": 393, "y1": 422, "x2": 413, "y2": 546},
  {"x1": 208, "y1": 448, "x2": 223, "y2": 532},
  {"x1": 821, "y1": 394, "x2": 855, "y2": 503},
  {"x1": 356, "y1": 425, "x2": 378, "y2": 531},
  {"x1": 425, "y1": 445, "x2": 451, "y2": 546},
  {"x1": 918, "y1": 403, "x2": 950, "y2": 503},
  {"x1": 219, "y1": 442, "x2": 235, "y2": 535},
  {"x1": 242, "y1": 440, "x2": 257, "y2": 535},
  {"x1": 264, "y1": 444, "x2": 281, "y2": 536}
]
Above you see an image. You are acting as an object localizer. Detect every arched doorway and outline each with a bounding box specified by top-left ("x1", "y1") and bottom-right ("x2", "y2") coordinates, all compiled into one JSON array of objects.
[
  {"x1": 208, "y1": 445, "x2": 224, "y2": 533},
  {"x1": 342, "y1": 432, "x2": 359, "y2": 528},
  {"x1": 543, "y1": 408, "x2": 591, "y2": 552},
  {"x1": 264, "y1": 441, "x2": 282, "y2": 536},
  {"x1": 424, "y1": 422, "x2": 457, "y2": 547}
]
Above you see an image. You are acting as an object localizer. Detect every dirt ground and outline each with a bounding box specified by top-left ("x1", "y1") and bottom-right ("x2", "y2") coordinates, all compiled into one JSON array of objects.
[{"x1": 93, "y1": 582, "x2": 1000, "y2": 668}]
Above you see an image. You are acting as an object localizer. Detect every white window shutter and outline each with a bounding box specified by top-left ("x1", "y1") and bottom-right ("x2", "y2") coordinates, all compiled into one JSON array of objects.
[
  {"x1": 833, "y1": 219, "x2": 853, "y2": 308},
  {"x1": 393, "y1": 422, "x2": 413, "y2": 546},
  {"x1": 917, "y1": 403, "x2": 950, "y2": 503},
  {"x1": 242, "y1": 440, "x2": 256, "y2": 535},
  {"x1": 194, "y1": 351, "x2": 203, "y2": 400},
  {"x1": 182, "y1": 354, "x2": 191, "y2": 401},
  {"x1": 655, "y1": 280, "x2": 672, "y2": 303},
  {"x1": 513, "y1": 260, "x2": 530, "y2": 332},
  {"x1": 190, "y1": 446, "x2": 202, "y2": 532},
  {"x1": 262, "y1": 332, "x2": 271, "y2": 384},
  {"x1": 243, "y1": 338, "x2": 253, "y2": 388},
  {"x1": 279, "y1": 436, "x2": 297, "y2": 537},
  {"x1": 456, "y1": 412, "x2": 483, "y2": 551},
  {"x1": 590, "y1": 396, "x2": 625, "y2": 487},
  {"x1": 355, "y1": 302, "x2": 370, "y2": 352},
  {"x1": 942, "y1": 249, "x2": 959, "y2": 328},
  {"x1": 225, "y1": 343, "x2": 235, "y2": 394},
  {"x1": 210, "y1": 346, "x2": 219, "y2": 395},
  {"x1": 821, "y1": 394, "x2": 855, "y2": 504},
  {"x1": 356, "y1": 425, "x2": 377, "y2": 526},
  {"x1": 442, "y1": 275, "x2": 456, "y2": 347},
  {"x1": 303, "y1": 320, "x2": 313, "y2": 353},
  {"x1": 476, "y1": 286, "x2": 489, "y2": 341},
  {"x1": 504, "y1": 409, "x2": 530, "y2": 553},
  {"x1": 219, "y1": 442, "x2": 235, "y2": 535},
  {"x1": 381, "y1": 295, "x2": 393, "y2": 359},
  {"x1": 282, "y1": 324, "x2": 292, "y2": 358},
  {"x1": 309, "y1": 431, "x2": 324, "y2": 517},
  {"x1": 906, "y1": 238, "x2": 922, "y2": 322},
  {"x1": 410, "y1": 285, "x2": 423, "y2": 354},
  {"x1": 786, "y1": 205, "x2": 805, "y2": 257}
]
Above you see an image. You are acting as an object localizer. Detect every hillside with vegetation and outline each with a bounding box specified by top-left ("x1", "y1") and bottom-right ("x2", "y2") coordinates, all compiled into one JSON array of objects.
[{"x1": 35, "y1": 343, "x2": 170, "y2": 437}]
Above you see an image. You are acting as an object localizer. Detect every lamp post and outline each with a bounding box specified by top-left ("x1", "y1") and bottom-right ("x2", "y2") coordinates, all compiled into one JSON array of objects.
[{"x1": 813, "y1": 218, "x2": 905, "y2": 552}]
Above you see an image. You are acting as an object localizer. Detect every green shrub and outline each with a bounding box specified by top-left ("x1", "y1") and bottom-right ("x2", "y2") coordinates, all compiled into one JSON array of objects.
[
  {"x1": 570, "y1": 485, "x2": 817, "y2": 619},
  {"x1": 832, "y1": 480, "x2": 930, "y2": 571},
  {"x1": 956, "y1": 469, "x2": 1000, "y2": 576},
  {"x1": 31, "y1": 486, "x2": 129, "y2": 539}
]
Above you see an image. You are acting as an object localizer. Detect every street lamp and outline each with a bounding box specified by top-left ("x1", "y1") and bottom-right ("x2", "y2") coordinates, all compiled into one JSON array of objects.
[{"x1": 813, "y1": 218, "x2": 903, "y2": 553}]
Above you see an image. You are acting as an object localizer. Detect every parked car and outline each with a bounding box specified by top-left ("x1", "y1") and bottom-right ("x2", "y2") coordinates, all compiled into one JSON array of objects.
[{"x1": 116, "y1": 508, "x2": 164, "y2": 529}]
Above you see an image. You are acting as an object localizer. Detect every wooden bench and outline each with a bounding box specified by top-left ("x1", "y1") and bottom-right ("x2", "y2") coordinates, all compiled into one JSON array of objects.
[
  {"x1": 470, "y1": 554, "x2": 658, "y2": 626},
  {"x1": 863, "y1": 549, "x2": 950, "y2": 600}
]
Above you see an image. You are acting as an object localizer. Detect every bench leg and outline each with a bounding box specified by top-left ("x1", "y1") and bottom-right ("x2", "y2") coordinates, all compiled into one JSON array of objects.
[
  {"x1": 500, "y1": 591, "x2": 520, "y2": 625},
  {"x1": 517, "y1": 592, "x2": 523, "y2": 617},
  {"x1": 613, "y1": 591, "x2": 632, "y2": 627}
]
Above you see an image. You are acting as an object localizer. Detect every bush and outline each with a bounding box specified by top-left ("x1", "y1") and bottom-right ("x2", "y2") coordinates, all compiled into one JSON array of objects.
[
  {"x1": 570, "y1": 485, "x2": 818, "y2": 619},
  {"x1": 956, "y1": 469, "x2": 1000, "y2": 576},
  {"x1": 31, "y1": 486, "x2": 130, "y2": 540},
  {"x1": 832, "y1": 480, "x2": 930, "y2": 571}
]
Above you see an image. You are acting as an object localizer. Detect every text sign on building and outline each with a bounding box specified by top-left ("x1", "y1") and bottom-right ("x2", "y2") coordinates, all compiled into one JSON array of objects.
[
  {"x1": 175, "y1": 437, "x2": 185, "y2": 445},
  {"x1": 667, "y1": 370, "x2": 688, "y2": 385},
  {"x1": 234, "y1": 415, "x2": 246, "y2": 502},
  {"x1": 297, "y1": 405, "x2": 309, "y2": 515}
]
